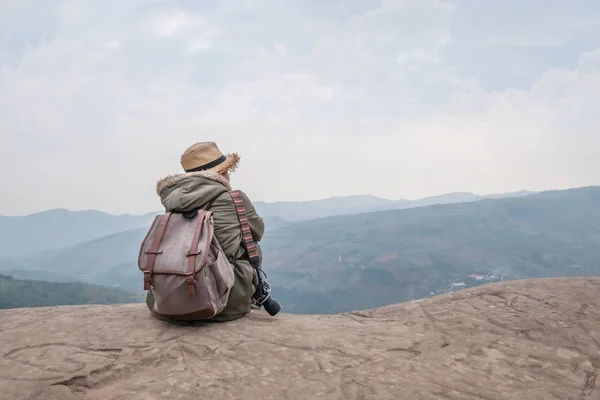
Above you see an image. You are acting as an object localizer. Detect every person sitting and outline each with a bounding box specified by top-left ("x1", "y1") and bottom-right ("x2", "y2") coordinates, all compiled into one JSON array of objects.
[{"x1": 147, "y1": 141, "x2": 265, "y2": 322}]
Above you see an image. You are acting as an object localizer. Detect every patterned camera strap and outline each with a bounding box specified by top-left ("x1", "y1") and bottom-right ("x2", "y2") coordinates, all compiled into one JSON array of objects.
[{"x1": 230, "y1": 190, "x2": 260, "y2": 270}]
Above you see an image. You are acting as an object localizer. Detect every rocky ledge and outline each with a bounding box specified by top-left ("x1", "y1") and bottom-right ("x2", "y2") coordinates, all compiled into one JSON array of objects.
[{"x1": 1, "y1": 277, "x2": 599, "y2": 400}]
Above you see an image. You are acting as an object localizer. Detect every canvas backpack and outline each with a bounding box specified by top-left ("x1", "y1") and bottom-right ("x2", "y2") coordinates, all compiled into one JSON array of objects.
[{"x1": 138, "y1": 190, "x2": 253, "y2": 321}]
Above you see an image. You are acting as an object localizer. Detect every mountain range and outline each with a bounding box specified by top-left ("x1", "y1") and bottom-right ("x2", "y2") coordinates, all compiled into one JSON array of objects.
[
  {"x1": 0, "y1": 189, "x2": 534, "y2": 259},
  {"x1": 0, "y1": 209, "x2": 157, "y2": 259},
  {"x1": 253, "y1": 190, "x2": 536, "y2": 221},
  {"x1": 0, "y1": 185, "x2": 597, "y2": 313},
  {"x1": 260, "y1": 185, "x2": 600, "y2": 311}
]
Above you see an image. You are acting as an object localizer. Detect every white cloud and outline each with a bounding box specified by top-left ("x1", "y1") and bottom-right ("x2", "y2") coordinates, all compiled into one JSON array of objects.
[
  {"x1": 0, "y1": 0, "x2": 599, "y2": 215},
  {"x1": 141, "y1": 8, "x2": 204, "y2": 37},
  {"x1": 188, "y1": 38, "x2": 212, "y2": 53},
  {"x1": 396, "y1": 49, "x2": 441, "y2": 65},
  {"x1": 105, "y1": 39, "x2": 123, "y2": 49}
]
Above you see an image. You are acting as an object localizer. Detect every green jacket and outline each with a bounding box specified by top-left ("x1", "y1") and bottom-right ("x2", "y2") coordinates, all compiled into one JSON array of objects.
[{"x1": 147, "y1": 170, "x2": 265, "y2": 322}]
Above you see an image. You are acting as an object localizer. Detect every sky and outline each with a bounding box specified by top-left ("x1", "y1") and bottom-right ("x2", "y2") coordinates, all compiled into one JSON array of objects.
[{"x1": 1, "y1": 0, "x2": 599, "y2": 216}]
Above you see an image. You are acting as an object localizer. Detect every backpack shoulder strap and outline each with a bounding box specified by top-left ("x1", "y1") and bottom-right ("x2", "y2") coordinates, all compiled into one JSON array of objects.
[{"x1": 230, "y1": 190, "x2": 260, "y2": 270}]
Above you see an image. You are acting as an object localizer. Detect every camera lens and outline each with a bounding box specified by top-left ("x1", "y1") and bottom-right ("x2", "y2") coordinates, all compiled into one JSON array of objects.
[{"x1": 262, "y1": 296, "x2": 281, "y2": 316}]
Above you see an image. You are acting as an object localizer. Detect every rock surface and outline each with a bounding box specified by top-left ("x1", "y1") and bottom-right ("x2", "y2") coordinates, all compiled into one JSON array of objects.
[{"x1": 1, "y1": 277, "x2": 599, "y2": 400}]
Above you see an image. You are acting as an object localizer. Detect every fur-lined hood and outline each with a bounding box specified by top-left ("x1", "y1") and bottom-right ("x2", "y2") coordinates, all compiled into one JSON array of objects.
[
  {"x1": 156, "y1": 170, "x2": 232, "y2": 196},
  {"x1": 155, "y1": 170, "x2": 233, "y2": 212}
]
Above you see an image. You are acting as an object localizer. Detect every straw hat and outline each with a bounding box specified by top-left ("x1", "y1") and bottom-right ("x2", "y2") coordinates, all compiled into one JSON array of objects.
[{"x1": 180, "y1": 142, "x2": 240, "y2": 174}]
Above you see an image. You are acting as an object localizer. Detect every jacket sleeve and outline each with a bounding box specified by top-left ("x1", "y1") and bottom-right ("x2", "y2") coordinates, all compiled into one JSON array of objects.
[{"x1": 239, "y1": 190, "x2": 265, "y2": 242}]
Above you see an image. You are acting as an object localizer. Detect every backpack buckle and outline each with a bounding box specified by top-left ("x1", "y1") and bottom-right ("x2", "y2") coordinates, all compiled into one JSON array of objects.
[
  {"x1": 145, "y1": 249, "x2": 163, "y2": 255},
  {"x1": 186, "y1": 275, "x2": 196, "y2": 297},
  {"x1": 143, "y1": 272, "x2": 152, "y2": 290}
]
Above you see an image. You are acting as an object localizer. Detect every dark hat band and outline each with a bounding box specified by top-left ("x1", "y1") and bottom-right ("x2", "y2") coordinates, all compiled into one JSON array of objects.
[{"x1": 184, "y1": 155, "x2": 227, "y2": 172}]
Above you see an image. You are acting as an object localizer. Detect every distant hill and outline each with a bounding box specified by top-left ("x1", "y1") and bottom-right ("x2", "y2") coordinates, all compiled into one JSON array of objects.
[
  {"x1": 260, "y1": 185, "x2": 600, "y2": 312},
  {"x1": 0, "y1": 208, "x2": 158, "y2": 258},
  {"x1": 254, "y1": 195, "x2": 398, "y2": 221},
  {"x1": 254, "y1": 190, "x2": 536, "y2": 220},
  {"x1": 0, "y1": 269, "x2": 76, "y2": 283},
  {"x1": 0, "y1": 185, "x2": 596, "y2": 313},
  {"x1": 262, "y1": 215, "x2": 294, "y2": 231},
  {"x1": 0, "y1": 189, "x2": 534, "y2": 258},
  {"x1": 0, "y1": 228, "x2": 150, "y2": 293},
  {"x1": 0, "y1": 273, "x2": 143, "y2": 309}
]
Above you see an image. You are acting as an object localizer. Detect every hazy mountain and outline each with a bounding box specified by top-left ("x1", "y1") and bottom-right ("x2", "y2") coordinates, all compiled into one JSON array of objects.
[
  {"x1": 0, "y1": 273, "x2": 143, "y2": 309},
  {"x1": 260, "y1": 185, "x2": 600, "y2": 312},
  {"x1": 0, "y1": 208, "x2": 158, "y2": 258},
  {"x1": 254, "y1": 195, "x2": 398, "y2": 221},
  {"x1": 254, "y1": 190, "x2": 537, "y2": 220},
  {"x1": 0, "y1": 228, "x2": 149, "y2": 293},
  {"x1": 0, "y1": 185, "x2": 596, "y2": 313},
  {"x1": 262, "y1": 216, "x2": 294, "y2": 231},
  {"x1": 0, "y1": 269, "x2": 76, "y2": 283},
  {"x1": 0, "y1": 189, "x2": 534, "y2": 259}
]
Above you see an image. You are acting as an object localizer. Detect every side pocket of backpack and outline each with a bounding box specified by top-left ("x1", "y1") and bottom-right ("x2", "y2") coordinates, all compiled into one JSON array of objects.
[{"x1": 207, "y1": 244, "x2": 235, "y2": 298}]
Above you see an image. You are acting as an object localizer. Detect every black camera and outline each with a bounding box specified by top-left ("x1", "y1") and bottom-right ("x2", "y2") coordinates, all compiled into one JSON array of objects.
[{"x1": 251, "y1": 269, "x2": 281, "y2": 316}]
